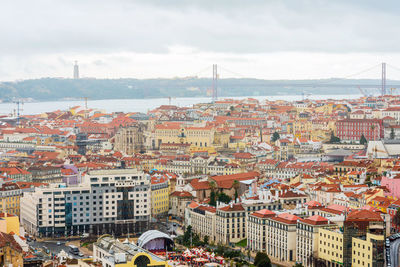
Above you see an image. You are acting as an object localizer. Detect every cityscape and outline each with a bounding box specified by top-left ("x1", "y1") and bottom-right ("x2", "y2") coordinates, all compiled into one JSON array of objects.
[{"x1": 1, "y1": 1, "x2": 399, "y2": 267}]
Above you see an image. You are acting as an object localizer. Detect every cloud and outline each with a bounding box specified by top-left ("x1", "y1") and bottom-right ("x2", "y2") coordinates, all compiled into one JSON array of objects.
[{"x1": 0, "y1": 0, "x2": 400, "y2": 80}]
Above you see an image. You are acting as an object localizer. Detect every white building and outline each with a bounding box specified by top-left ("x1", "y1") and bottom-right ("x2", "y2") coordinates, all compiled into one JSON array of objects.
[{"x1": 21, "y1": 168, "x2": 151, "y2": 237}]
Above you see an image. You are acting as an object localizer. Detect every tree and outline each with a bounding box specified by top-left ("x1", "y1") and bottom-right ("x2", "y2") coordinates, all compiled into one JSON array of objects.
[
  {"x1": 365, "y1": 175, "x2": 372, "y2": 187},
  {"x1": 271, "y1": 132, "x2": 280, "y2": 142},
  {"x1": 391, "y1": 127, "x2": 395, "y2": 139},
  {"x1": 209, "y1": 181, "x2": 217, "y2": 206},
  {"x1": 203, "y1": 235, "x2": 209, "y2": 244},
  {"x1": 360, "y1": 134, "x2": 367, "y2": 145},
  {"x1": 209, "y1": 191, "x2": 217, "y2": 206},
  {"x1": 329, "y1": 132, "x2": 340, "y2": 143},
  {"x1": 233, "y1": 180, "x2": 240, "y2": 201},
  {"x1": 254, "y1": 252, "x2": 271, "y2": 267},
  {"x1": 183, "y1": 225, "x2": 192, "y2": 246},
  {"x1": 217, "y1": 192, "x2": 231, "y2": 204},
  {"x1": 293, "y1": 263, "x2": 304, "y2": 267}
]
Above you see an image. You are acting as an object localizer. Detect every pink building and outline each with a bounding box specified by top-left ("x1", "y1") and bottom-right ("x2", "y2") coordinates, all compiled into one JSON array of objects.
[{"x1": 381, "y1": 175, "x2": 400, "y2": 198}]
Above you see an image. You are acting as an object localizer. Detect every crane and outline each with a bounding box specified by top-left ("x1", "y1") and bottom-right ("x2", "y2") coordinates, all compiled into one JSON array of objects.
[{"x1": 357, "y1": 86, "x2": 368, "y2": 97}]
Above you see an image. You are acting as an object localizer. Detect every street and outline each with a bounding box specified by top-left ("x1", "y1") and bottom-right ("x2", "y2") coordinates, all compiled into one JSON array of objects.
[{"x1": 28, "y1": 240, "x2": 87, "y2": 259}]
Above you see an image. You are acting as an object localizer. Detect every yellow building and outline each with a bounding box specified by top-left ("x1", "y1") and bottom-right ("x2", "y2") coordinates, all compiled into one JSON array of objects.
[
  {"x1": 318, "y1": 228, "x2": 344, "y2": 266},
  {"x1": 151, "y1": 175, "x2": 170, "y2": 216},
  {"x1": 313, "y1": 103, "x2": 336, "y2": 115},
  {"x1": 0, "y1": 213, "x2": 20, "y2": 235},
  {"x1": 352, "y1": 233, "x2": 384, "y2": 267},
  {"x1": 115, "y1": 252, "x2": 169, "y2": 267},
  {"x1": 0, "y1": 182, "x2": 21, "y2": 216},
  {"x1": 228, "y1": 142, "x2": 247, "y2": 150},
  {"x1": 155, "y1": 123, "x2": 215, "y2": 148},
  {"x1": 0, "y1": 232, "x2": 24, "y2": 267},
  {"x1": 189, "y1": 145, "x2": 216, "y2": 156}
]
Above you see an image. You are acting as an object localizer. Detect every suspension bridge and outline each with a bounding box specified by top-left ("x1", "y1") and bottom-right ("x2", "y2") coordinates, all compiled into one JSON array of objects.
[{"x1": 185, "y1": 62, "x2": 400, "y2": 102}]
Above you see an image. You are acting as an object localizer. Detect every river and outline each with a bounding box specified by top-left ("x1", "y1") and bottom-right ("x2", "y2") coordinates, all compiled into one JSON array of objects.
[{"x1": 0, "y1": 94, "x2": 362, "y2": 115}]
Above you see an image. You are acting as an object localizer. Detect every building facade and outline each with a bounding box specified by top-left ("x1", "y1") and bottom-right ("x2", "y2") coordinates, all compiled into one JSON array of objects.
[
  {"x1": 21, "y1": 169, "x2": 151, "y2": 237},
  {"x1": 336, "y1": 119, "x2": 384, "y2": 141},
  {"x1": 114, "y1": 125, "x2": 145, "y2": 155},
  {"x1": 0, "y1": 182, "x2": 21, "y2": 216},
  {"x1": 215, "y1": 203, "x2": 246, "y2": 245},
  {"x1": 150, "y1": 175, "x2": 169, "y2": 217}
]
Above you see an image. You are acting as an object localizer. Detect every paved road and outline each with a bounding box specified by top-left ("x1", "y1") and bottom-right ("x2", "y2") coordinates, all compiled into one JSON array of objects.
[
  {"x1": 28, "y1": 240, "x2": 86, "y2": 259},
  {"x1": 390, "y1": 238, "x2": 400, "y2": 267}
]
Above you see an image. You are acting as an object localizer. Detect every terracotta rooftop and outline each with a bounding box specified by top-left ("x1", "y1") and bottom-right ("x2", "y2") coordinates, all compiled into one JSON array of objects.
[
  {"x1": 301, "y1": 215, "x2": 329, "y2": 225},
  {"x1": 170, "y1": 191, "x2": 193, "y2": 198},
  {"x1": 190, "y1": 178, "x2": 211, "y2": 190},
  {"x1": 251, "y1": 209, "x2": 276, "y2": 218},
  {"x1": 270, "y1": 213, "x2": 300, "y2": 224},
  {"x1": 346, "y1": 209, "x2": 383, "y2": 222},
  {"x1": 219, "y1": 203, "x2": 245, "y2": 212}
]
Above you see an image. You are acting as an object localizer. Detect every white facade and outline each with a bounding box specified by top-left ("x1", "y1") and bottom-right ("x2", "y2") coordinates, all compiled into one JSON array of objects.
[{"x1": 21, "y1": 169, "x2": 151, "y2": 237}]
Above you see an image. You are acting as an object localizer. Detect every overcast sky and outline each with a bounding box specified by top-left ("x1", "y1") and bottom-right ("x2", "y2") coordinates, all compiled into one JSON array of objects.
[{"x1": 1, "y1": 0, "x2": 400, "y2": 81}]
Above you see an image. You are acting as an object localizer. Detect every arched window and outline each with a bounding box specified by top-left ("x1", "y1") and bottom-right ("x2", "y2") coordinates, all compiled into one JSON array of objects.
[{"x1": 134, "y1": 255, "x2": 150, "y2": 267}]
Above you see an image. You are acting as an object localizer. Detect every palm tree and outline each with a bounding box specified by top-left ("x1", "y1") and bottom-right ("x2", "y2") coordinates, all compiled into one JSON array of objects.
[
  {"x1": 233, "y1": 180, "x2": 240, "y2": 201},
  {"x1": 209, "y1": 181, "x2": 217, "y2": 206},
  {"x1": 210, "y1": 181, "x2": 216, "y2": 192}
]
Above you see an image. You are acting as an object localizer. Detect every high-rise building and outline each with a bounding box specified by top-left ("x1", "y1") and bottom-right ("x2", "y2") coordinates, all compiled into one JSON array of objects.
[
  {"x1": 73, "y1": 60, "x2": 79, "y2": 79},
  {"x1": 20, "y1": 169, "x2": 151, "y2": 237}
]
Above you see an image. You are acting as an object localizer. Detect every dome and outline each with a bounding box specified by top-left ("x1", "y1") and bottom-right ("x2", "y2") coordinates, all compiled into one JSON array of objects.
[{"x1": 137, "y1": 230, "x2": 174, "y2": 251}]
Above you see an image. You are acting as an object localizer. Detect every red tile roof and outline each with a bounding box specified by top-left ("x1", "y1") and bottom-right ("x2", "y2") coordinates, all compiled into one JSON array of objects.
[
  {"x1": 190, "y1": 179, "x2": 211, "y2": 190},
  {"x1": 280, "y1": 189, "x2": 307, "y2": 198},
  {"x1": 346, "y1": 209, "x2": 383, "y2": 222},
  {"x1": 170, "y1": 191, "x2": 193, "y2": 198},
  {"x1": 219, "y1": 203, "x2": 244, "y2": 212},
  {"x1": 0, "y1": 232, "x2": 22, "y2": 252},
  {"x1": 304, "y1": 200, "x2": 323, "y2": 208},
  {"x1": 270, "y1": 213, "x2": 300, "y2": 224},
  {"x1": 251, "y1": 209, "x2": 276, "y2": 218},
  {"x1": 301, "y1": 215, "x2": 329, "y2": 225},
  {"x1": 211, "y1": 171, "x2": 259, "y2": 189},
  {"x1": 188, "y1": 201, "x2": 200, "y2": 209}
]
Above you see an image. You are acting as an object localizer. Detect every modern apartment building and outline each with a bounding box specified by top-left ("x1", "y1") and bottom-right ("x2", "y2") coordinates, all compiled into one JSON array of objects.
[{"x1": 20, "y1": 169, "x2": 151, "y2": 237}]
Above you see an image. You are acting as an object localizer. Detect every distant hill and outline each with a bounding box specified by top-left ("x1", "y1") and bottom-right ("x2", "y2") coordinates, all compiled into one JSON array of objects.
[{"x1": 0, "y1": 77, "x2": 398, "y2": 102}]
